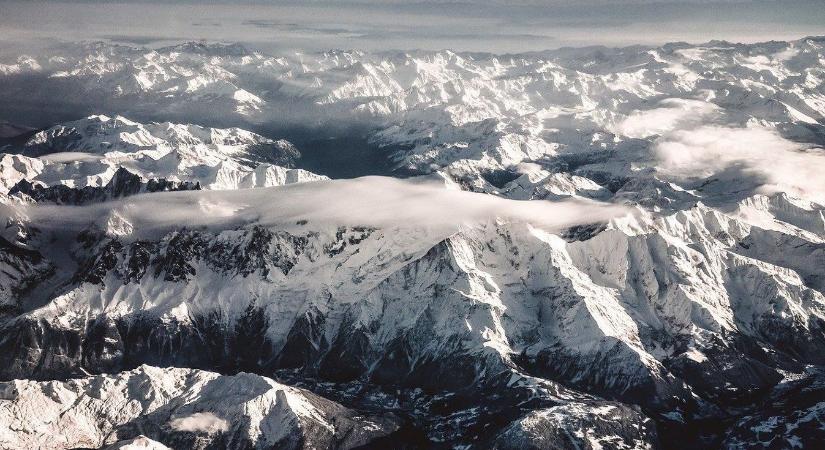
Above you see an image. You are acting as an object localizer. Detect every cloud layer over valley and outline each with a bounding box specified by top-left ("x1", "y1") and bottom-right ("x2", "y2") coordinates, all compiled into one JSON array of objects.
[{"x1": 15, "y1": 176, "x2": 630, "y2": 240}]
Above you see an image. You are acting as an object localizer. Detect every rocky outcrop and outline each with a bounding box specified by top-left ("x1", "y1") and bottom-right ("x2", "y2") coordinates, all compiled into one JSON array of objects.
[
  {"x1": 10, "y1": 167, "x2": 200, "y2": 205},
  {"x1": 492, "y1": 402, "x2": 659, "y2": 450},
  {"x1": 0, "y1": 365, "x2": 399, "y2": 450},
  {"x1": 0, "y1": 115, "x2": 326, "y2": 193},
  {"x1": 2, "y1": 196, "x2": 825, "y2": 447}
]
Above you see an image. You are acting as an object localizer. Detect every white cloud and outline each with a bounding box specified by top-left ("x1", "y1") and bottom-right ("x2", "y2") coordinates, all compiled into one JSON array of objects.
[
  {"x1": 514, "y1": 162, "x2": 544, "y2": 174},
  {"x1": 39, "y1": 152, "x2": 102, "y2": 163},
  {"x1": 620, "y1": 97, "x2": 825, "y2": 205},
  {"x1": 655, "y1": 124, "x2": 825, "y2": 203},
  {"x1": 20, "y1": 175, "x2": 630, "y2": 239},
  {"x1": 617, "y1": 98, "x2": 719, "y2": 139},
  {"x1": 168, "y1": 412, "x2": 228, "y2": 434}
]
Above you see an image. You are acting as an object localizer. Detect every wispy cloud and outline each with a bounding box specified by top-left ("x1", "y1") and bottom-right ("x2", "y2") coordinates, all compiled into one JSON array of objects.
[
  {"x1": 19, "y1": 176, "x2": 630, "y2": 239},
  {"x1": 655, "y1": 124, "x2": 825, "y2": 204},
  {"x1": 616, "y1": 98, "x2": 720, "y2": 139},
  {"x1": 169, "y1": 412, "x2": 228, "y2": 434},
  {"x1": 617, "y1": 97, "x2": 825, "y2": 204}
]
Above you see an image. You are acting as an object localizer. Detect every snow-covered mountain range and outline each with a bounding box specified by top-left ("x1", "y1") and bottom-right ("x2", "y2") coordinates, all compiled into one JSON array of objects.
[
  {"x1": 0, "y1": 114, "x2": 324, "y2": 196},
  {"x1": 0, "y1": 365, "x2": 398, "y2": 449},
  {"x1": 1, "y1": 37, "x2": 825, "y2": 449}
]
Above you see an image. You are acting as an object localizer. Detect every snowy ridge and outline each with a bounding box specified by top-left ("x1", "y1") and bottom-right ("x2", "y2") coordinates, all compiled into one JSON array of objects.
[
  {"x1": 0, "y1": 115, "x2": 325, "y2": 194},
  {"x1": 493, "y1": 403, "x2": 657, "y2": 450},
  {"x1": 2, "y1": 189, "x2": 825, "y2": 446},
  {"x1": 2, "y1": 38, "x2": 824, "y2": 192},
  {"x1": 0, "y1": 365, "x2": 398, "y2": 449},
  {"x1": 104, "y1": 436, "x2": 171, "y2": 450}
]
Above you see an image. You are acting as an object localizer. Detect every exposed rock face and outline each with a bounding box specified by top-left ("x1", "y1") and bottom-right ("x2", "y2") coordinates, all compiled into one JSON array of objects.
[
  {"x1": 0, "y1": 234, "x2": 51, "y2": 317},
  {"x1": 721, "y1": 368, "x2": 825, "y2": 449},
  {"x1": 492, "y1": 402, "x2": 659, "y2": 450},
  {"x1": 0, "y1": 115, "x2": 326, "y2": 193},
  {"x1": 0, "y1": 365, "x2": 399, "y2": 450},
  {"x1": 10, "y1": 167, "x2": 200, "y2": 205},
  {"x1": 1, "y1": 193, "x2": 825, "y2": 447}
]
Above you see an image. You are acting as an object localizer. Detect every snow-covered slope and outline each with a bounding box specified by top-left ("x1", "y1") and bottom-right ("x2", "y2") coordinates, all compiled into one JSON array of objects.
[
  {"x1": 1, "y1": 183, "x2": 825, "y2": 447},
  {"x1": 492, "y1": 402, "x2": 657, "y2": 450},
  {"x1": 0, "y1": 365, "x2": 398, "y2": 450},
  {"x1": 104, "y1": 436, "x2": 171, "y2": 450},
  {"x1": 0, "y1": 115, "x2": 325, "y2": 196}
]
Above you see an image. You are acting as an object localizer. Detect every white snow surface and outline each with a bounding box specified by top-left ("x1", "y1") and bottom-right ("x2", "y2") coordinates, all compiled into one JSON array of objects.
[
  {"x1": 104, "y1": 436, "x2": 171, "y2": 450},
  {"x1": 0, "y1": 365, "x2": 395, "y2": 450},
  {"x1": 0, "y1": 115, "x2": 325, "y2": 192}
]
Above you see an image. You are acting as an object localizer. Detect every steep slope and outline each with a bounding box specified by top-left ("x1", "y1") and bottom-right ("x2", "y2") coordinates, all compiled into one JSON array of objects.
[
  {"x1": 0, "y1": 115, "x2": 325, "y2": 195},
  {"x1": 1, "y1": 182, "x2": 825, "y2": 447},
  {"x1": 492, "y1": 402, "x2": 658, "y2": 450},
  {"x1": 104, "y1": 436, "x2": 171, "y2": 450},
  {"x1": 0, "y1": 365, "x2": 399, "y2": 450}
]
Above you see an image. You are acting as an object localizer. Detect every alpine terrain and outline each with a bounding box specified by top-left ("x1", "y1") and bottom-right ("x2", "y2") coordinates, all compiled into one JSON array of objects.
[{"x1": 1, "y1": 34, "x2": 825, "y2": 449}]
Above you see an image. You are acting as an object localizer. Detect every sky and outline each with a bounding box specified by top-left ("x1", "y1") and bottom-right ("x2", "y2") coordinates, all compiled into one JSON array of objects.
[{"x1": 0, "y1": 1, "x2": 823, "y2": 54}]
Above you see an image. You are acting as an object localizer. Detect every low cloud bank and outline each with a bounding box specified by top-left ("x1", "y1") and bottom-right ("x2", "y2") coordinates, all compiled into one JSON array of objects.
[
  {"x1": 617, "y1": 98, "x2": 719, "y2": 139},
  {"x1": 655, "y1": 124, "x2": 825, "y2": 203},
  {"x1": 618, "y1": 97, "x2": 825, "y2": 204},
  {"x1": 19, "y1": 176, "x2": 630, "y2": 239}
]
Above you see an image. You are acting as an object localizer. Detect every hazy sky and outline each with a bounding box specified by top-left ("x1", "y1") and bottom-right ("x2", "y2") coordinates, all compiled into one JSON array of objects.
[{"x1": 0, "y1": 1, "x2": 824, "y2": 54}]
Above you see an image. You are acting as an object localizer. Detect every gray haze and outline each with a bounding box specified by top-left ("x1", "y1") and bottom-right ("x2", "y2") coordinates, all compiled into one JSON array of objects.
[{"x1": 1, "y1": 1, "x2": 824, "y2": 55}]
